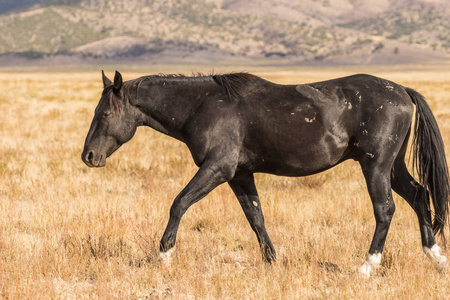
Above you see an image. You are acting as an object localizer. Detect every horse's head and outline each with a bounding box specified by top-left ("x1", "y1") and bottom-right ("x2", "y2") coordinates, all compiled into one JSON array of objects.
[{"x1": 82, "y1": 71, "x2": 138, "y2": 167}]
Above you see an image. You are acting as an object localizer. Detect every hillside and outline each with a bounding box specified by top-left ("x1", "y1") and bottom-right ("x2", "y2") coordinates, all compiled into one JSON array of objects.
[{"x1": 0, "y1": 0, "x2": 448, "y2": 65}]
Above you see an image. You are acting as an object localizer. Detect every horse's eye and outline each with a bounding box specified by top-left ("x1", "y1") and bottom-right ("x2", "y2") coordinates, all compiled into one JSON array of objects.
[{"x1": 103, "y1": 111, "x2": 112, "y2": 117}]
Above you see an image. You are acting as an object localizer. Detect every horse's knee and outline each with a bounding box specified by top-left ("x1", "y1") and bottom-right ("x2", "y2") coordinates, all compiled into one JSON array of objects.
[
  {"x1": 374, "y1": 198, "x2": 395, "y2": 224},
  {"x1": 169, "y1": 201, "x2": 187, "y2": 221},
  {"x1": 386, "y1": 199, "x2": 396, "y2": 218}
]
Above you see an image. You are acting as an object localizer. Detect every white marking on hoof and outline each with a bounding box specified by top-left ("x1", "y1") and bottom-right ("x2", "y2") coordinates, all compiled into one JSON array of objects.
[
  {"x1": 159, "y1": 247, "x2": 175, "y2": 266},
  {"x1": 358, "y1": 253, "x2": 381, "y2": 278},
  {"x1": 423, "y1": 245, "x2": 449, "y2": 273}
]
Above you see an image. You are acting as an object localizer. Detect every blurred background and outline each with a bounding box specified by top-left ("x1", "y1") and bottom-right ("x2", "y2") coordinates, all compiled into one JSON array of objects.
[{"x1": 0, "y1": 0, "x2": 448, "y2": 68}]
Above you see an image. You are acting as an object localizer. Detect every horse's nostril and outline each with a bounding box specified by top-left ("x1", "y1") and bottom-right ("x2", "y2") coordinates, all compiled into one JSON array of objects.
[{"x1": 87, "y1": 151, "x2": 94, "y2": 162}]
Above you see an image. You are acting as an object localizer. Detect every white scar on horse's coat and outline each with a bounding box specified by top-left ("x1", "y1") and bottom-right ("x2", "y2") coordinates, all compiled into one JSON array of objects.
[
  {"x1": 358, "y1": 253, "x2": 381, "y2": 277},
  {"x1": 159, "y1": 247, "x2": 176, "y2": 265},
  {"x1": 423, "y1": 244, "x2": 449, "y2": 272}
]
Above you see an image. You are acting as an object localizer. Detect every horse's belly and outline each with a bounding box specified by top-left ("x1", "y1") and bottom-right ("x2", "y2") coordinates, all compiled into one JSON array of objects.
[
  {"x1": 257, "y1": 150, "x2": 344, "y2": 176},
  {"x1": 248, "y1": 131, "x2": 349, "y2": 176}
]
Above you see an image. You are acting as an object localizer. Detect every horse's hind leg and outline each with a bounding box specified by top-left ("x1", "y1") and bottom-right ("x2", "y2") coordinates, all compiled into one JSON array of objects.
[
  {"x1": 228, "y1": 174, "x2": 276, "y2": 263},
  {"x1": 358, "y1": 158, "x2": 396, "y2": 277},
  {"x1": 391, "y1": 145, "x2": 449, "y2": 272}
]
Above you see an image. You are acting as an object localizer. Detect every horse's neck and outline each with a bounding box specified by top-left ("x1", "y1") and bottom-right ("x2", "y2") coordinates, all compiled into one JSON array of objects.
[{"x1": 136, "y1": 78, "x2": 223, "y2": 141}]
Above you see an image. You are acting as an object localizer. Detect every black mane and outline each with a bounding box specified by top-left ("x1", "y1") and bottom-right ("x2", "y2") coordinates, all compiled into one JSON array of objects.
[
  {"x1": 123, "y1": 72, "x2": 262, "y2": 102},
  {"x1": 212, "y1": 73, "x2": 261, "y2": 102}
]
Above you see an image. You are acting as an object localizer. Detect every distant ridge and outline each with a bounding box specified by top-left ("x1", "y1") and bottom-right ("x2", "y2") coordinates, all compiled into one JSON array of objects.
[{"x1": 0, "y1": 0, "x2": 448, "y2": 65}]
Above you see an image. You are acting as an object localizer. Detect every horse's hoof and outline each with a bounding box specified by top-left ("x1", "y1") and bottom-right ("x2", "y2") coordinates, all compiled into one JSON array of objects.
[
  {"x1": 263, "y1": 253, "x2": 276, "y2": 264},
  {"x1": 358, "y1": 253, "x2": 381, "y2": 278},
  {"x1": 423, "y1": 245, "x2": 449, "y2": 273},
  {"x1": 358, "y1": 262, "x2": 373, "y2": 278},
  {"x1": 437, "y1": 258, "x2": 449, "y2": 273},
  {"x1": 159, "y1": 247, "x2": 176, "y2": 266}
]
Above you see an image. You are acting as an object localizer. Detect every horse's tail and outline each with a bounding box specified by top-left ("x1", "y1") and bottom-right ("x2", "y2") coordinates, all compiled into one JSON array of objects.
[{"x1": 406, "y1": 87, "x2": 450, "y2": 241}]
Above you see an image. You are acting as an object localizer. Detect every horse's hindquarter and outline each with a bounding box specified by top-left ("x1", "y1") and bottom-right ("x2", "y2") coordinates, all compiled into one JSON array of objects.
[{"x1": 238, "y1": 83, "x2": 353, "y2": 176}]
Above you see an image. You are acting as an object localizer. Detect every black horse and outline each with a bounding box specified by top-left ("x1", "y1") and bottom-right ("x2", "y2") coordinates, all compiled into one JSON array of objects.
[{"x1": 82, "y1": 71, "x2": 449, "y2": 276}]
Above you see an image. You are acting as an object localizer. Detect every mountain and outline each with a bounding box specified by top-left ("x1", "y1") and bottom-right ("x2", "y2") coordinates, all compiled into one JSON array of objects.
[
  {"x1": 0, "y1": 0, "x2": 41, "y2": 13},
  {"x1": 0, "y1": 0, "x2": 448, "y2": 65}
]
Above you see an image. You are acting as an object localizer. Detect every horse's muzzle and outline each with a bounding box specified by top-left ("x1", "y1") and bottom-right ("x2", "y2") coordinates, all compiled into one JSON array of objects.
[{"x1": 81, "y1": 150, "x2": 106, "y2": 167}]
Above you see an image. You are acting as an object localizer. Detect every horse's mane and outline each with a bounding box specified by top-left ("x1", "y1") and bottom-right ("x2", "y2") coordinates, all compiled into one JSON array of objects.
[
  {"x1": 123, "y1": 72, "x2": 262, "y2": 102},
  {"x1": 212, "y1": 73, "x2": 261, "y2": 102}
]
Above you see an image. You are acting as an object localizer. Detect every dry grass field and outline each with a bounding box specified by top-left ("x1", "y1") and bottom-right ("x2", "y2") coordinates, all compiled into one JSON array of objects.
[{"x1": 1, "y1": 64, "x2": 450, "y2": 299}]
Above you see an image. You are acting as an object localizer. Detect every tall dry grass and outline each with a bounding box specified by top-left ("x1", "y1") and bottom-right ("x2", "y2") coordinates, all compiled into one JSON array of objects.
[{"x1": 0, "y1": 65, "x2": 450, "y2": 299}]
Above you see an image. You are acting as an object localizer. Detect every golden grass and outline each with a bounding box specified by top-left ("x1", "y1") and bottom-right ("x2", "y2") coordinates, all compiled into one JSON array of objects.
[{"x1": 1, "y1": 65, "x2": 450, "y2": 299}]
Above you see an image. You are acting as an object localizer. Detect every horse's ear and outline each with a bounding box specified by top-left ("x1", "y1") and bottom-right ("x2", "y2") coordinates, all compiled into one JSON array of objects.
[
  {"x1": 102, "y1": 70, "x2": 113, "y2": 88},
  {"x1": 113, "y1": 71, "x2": 123, "y2": 94}
]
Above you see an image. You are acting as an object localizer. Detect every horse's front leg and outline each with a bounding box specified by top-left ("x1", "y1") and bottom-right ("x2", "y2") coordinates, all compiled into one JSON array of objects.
[{"x1": 159, "y1": 160, "x2": 236, "y2": 264}]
